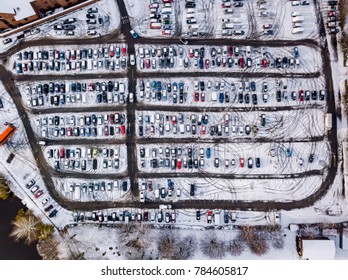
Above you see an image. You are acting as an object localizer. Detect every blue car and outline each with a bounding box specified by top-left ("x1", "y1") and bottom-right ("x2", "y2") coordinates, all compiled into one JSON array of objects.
[
  {"x1": 286, "y1": 148, "x2": 292, "y2": 157},
  {"x1": 130, "y1": 30, "x2": 139, "y2": 39},
  {"x1": 206, "y1": 148, "x2": 211, "y2": 159},
  {"x1": 219, "y1": 92, "x2": 224, "y2": 103}
]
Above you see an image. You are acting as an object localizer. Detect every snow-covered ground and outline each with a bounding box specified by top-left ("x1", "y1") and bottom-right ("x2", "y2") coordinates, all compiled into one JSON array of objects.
[
  {"x1": 53, "y1": 177, "x2": 131, "y2": 202},
  {"x1": 253, "y1": 0, "x2": 319, "y2": 40},
  {"x1": 136, "y1": 109, "x2": 325, "y2": 140},
  {"x1": 17, "y1": 79, "x2": 128, "y2": 109},
  {"x1": 43, "y1": 145, "x2": 127, "y2": 174},
  {"x1": 137, "y1": 76, "x2": 326, "y2": 107},
  {"x1": 138, "y1": 175, "x2": 324, "y2": 203},
  {"x1": 0, "y1": 82, "x2": 59, "y2": 224},
  {"x1": 0, "y1": 0, "x2": 121, "y2": 54},
  {"x1": 138, "y1": 142, "x2": 330, "y2": 175},
  {"x1": 135, "y1": 44, "x2": 321, "y2": 73},
  {"x1": 8, "y1": 43, "x2": 128, "y2": 75},
  {"x1": 30, "y1": 111, "x2": 127, "y2": 140}
]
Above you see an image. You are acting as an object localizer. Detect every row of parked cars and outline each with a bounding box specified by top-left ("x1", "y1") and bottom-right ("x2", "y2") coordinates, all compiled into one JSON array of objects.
[
  {"x1": 24, "y1": 81, "x2": 127, "y2": 107},
  {"x1": 15, "y1": 45, "x2": 128, "y2": 73},
  {"x1": 220, "y1": 0, "x2": 246, "y2": 36},
  {"x1": 326, "y1": 1, "x2": 339, "y2": 34},
  {"x1": 140, "y1": 145, "x2": 262, "y2": 170},
  {"x1": 148, "y1": 0, "x2": 175, "y2": 36},
  {"x1": 36, "y1": 113, "x2": 127, "y2": 138},
  {"x1": 69, "y1": 180, "x2": 127, "y2": 193},
  {"x1": 48, "y1": 146, "x2": 123, "y2": 171},
  {"x1": 26, "y1": 179, "x2": 58, "y2": 218},
  {"x1": 76, "y1": 209, "x2": 176, "y2": 223},
  {"x1": 137, "y1": 111, "x2": 265, "y2": 137},
  {"x1": 137, "y1": 45, "x2": 301, "y2": 70}
]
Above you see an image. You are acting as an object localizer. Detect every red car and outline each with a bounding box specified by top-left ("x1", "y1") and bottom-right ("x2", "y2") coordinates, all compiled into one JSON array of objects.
[
  {"x1": 189, "y1": 48, "x2": 194, "y2": 58},
  {"x1": 104, "y1": 125, "x2": 109, "y2": 136},
  {"x1": 239, "y1": 57, "x2": 245, "y2": 68},
  {"x1": 200, "y1": 125, "x2": 206, "y2": 135},
  {"x1": 177, "y1": 158, "x2": 182, "y2": 170},
  {"x1": 109, "y1": 114, "x2": 115, "y2": 124},
  {"x1": 207, "y1": 211, "x2": 213, "y2": 223},
  {"x1": 120, "y1": 125, "x2": 126, "y2": 135},
  {"x1": 145, "y1": 59, "x2": 150, "y2": 69},
  {"x1": 194, "y1": 91, "x2": 199, "y2": 102},
  {"x1": 171, "y1": 115, "x2": 177, "y2": 125},
  {"x1": 228, "y1": 46, "x2": 233, "y2": 56},
  {"x1": 67, "y1": 127, "x2": 72, "y2": 137},
  {"x1": 329, "y1": 11, "x2": 335, "y2": 16},
  {"x1": 201, "y1": 92, "x2": 205, "y2": 102},
  {"x1": 299, "y1": 90, "x2": 304, "y2": 102},
  {"x1": 239, "y1": 157, "x2": 244, "y2": 168},
  {"x1": 121, "y1": 47, "x2": 127, "y2": 56},
  {"x1": 144, "y1": 211, "x2": 149, "y2": 221},
  {"x1": 109, "y1": 51, "x2": 115, "y2": 57},
  {"x1": 205, "y1": 59, "x2": 210, "y2": 69},
  {"x1": 60, "y1": 148, "x2": 65, "y2": 158},
  {"x1": 88, "y1": 82, "x2": 95, "y2": 91},
  {"x1": 262, "y1": 58, "x2": 268, "y2": 68},
  {"x1": 34, "y1": 190, "x2": 44, "y2": 199}
]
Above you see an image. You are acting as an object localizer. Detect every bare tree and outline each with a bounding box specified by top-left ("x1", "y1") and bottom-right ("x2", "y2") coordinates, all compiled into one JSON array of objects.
[
  {"x1": 37, "y1": 238, "x2": 59, "y2": 260},
  {"x1": 200, "y1": 233, "x2": 226, "y2": 259},
  {"x1": 157, "y1": 231, "x2": 179, "y2": 259},
  {"x1": 118, "y1": 223, "x2": 136, "y2": 242},
  {"x1": 239, "y1": 226, "x2": 255, "y2": 244},
  {"x1": 135, "y1": 223, "x2": 151, "y2": 249},
  {"x1": 249, "y1": 236, "x2": 269, "y2": 256},
  {"x1": 228, "y1": 240, "x2": 245, "y2": 256},
  {"x1": 10, "y1": 211, "x2": 41, "y2": 244},
  {"x1": 177, "y1": 235, "x2": 197, "y2": 260}
]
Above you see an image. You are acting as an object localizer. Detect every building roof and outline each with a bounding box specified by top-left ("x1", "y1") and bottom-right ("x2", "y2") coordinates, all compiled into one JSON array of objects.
[
  {"x1": 302, "y1": 239, "x2": 336, "y2": 260},
  {"x1": 0, "y1": 1, "x2": 36, "y2": 21}
]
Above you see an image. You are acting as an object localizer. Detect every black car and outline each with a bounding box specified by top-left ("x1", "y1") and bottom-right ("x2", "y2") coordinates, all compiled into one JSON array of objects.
[
  {"x1": 122, "y1": 181, "x2": 128, "y2": 192},
  {"x1": 48, "y1": 209, "x2": 58, "y2": 218},
  {"x1": 276, "y1": 90, "x2": 282, "y2": 102},
  {"x1": 200, "y1": 81, "x2": 205, "y2": 91},
  {"x1": 238, "y1": 92, "x2": 243, "y2": 103},
  {"x1": 0, "y1": 98, "x2": 3, "y2": 109},
  {"x1": 255, "y1": 157, "x2": 261, "y2": 168},
  {"x1": 250, "y1": 81, "x2": 256, "y2": 91},
  {"x1": 224, "y1": 214, "x2": 229, "y2": 224},
  {"x1": 308, "y1": 153, "x2": 314, "y2": 163},
  {"x1": 186, "y1": 2, "x2": 196, "y2": 8},
  {"x1": 196, "y1": 210, "x2": 201, "y2": 221},
  {"x1": 199, "y1": 47, "x2": 205, "y2": 58},
  {"x1": 311, "y1": 90, "x2": 317, "y2": 100},
  {"x1": 252, "y1": 94, "x2": 257, "y2": 105},
  {"x1": 139, "y1": 125, "x2": 144, "y2": 136},
  {"x1": 190, "y1": 184, "x2": 195, "y2": 196},
  {"x1": 244, "y1": 93, "x2": 250, "y2": 104}
]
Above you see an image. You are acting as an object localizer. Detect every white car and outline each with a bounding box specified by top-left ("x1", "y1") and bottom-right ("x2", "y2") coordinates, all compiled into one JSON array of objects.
[
  {"x1": 140, "y1": 191, "x2": 145, "y2": 203},
  {"x1": 130, "y1": 54, "x2": 135, "y2": 65}
]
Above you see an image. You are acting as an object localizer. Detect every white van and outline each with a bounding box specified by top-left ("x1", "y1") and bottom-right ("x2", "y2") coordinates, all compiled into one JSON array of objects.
[
  {"x1": 186, "y1": 13, "x2": 195, "y2": 19},
  {"x1": 186, "y1": 8, "x2": 195, "y2": 14},
  {"x1": 155, "y1": 188, "x2": 160, "y2": 198},
  {"x1": 291, "y1": 0, "x2": 300, "y2": 6},
  {"x1": 292, "y1": 27, "x2": 304, "y2": 34},
  {"x1": 211, "y1": 91, "x2": 217, "y2": 101}
]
